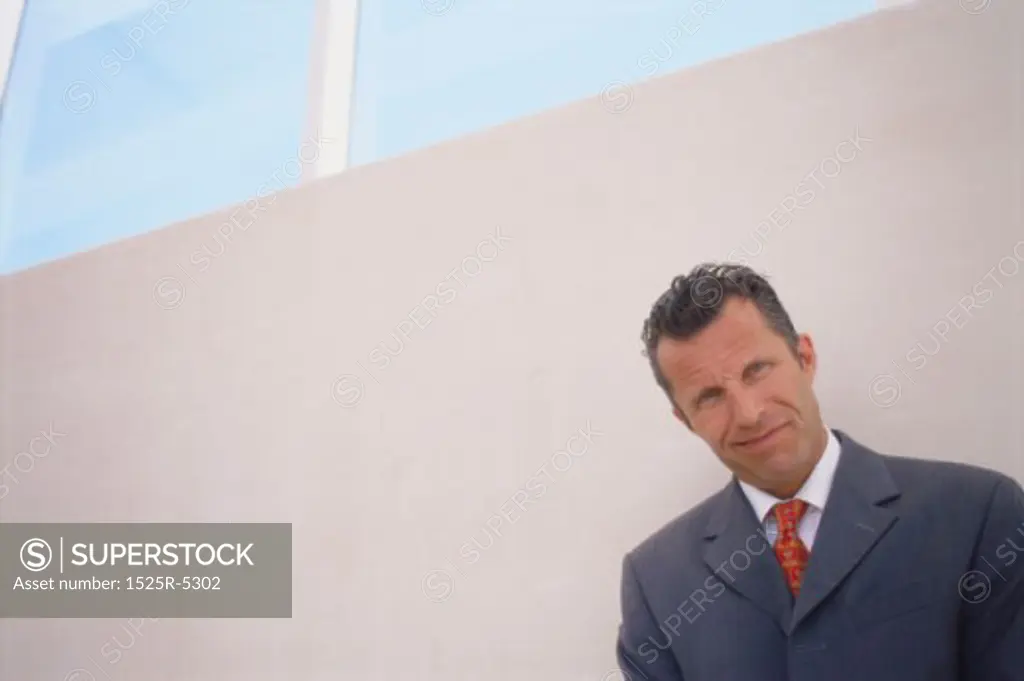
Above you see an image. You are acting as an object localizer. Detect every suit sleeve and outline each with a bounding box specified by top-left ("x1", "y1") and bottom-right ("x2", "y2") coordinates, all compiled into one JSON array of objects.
[
  {"x1": 961, "y1": 474, "x2": 1024, "y2": 681},
  {"x1": 615, "y1": 553, "x2": 685, "y2": 681}
]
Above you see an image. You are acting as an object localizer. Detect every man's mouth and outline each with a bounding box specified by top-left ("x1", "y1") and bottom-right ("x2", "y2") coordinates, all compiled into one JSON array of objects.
[{"x1": 736, "y1": 423, "x2": 787, "y2": 447}]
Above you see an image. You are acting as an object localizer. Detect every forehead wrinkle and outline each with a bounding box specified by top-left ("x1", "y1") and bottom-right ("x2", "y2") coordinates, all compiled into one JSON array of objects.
[{"x1": 662, "y1": 333, "x2": 755, "y2": 390}]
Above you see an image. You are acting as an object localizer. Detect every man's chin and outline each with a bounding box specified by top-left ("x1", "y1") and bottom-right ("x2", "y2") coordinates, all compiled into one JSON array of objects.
[{"x1": 742, "y1": 453, "x2": 805, "y2": 486}]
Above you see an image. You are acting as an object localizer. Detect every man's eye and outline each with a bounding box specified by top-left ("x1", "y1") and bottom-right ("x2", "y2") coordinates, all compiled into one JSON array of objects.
[{"x1": 697, "y1": 393, "x2": 720, "y2": 408}]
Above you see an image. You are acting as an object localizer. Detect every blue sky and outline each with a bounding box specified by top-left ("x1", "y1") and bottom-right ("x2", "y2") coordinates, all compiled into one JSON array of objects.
[{"x1": 0, "y1": 0, "x2": 874, "y2": 273}]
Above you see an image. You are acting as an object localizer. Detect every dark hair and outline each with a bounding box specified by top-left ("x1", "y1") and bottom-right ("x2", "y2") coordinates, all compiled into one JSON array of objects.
[{"x1": 641, "y1": 263, "x2": 800, "y2": 405}]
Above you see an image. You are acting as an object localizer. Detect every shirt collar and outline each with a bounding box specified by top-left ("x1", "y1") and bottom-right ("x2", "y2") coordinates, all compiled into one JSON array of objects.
[{"x1": 738, "y1": 424, "x2": 842, "y2": 524}]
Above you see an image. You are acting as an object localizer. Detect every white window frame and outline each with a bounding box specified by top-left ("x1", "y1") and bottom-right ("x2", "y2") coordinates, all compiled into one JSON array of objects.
[
  {"x1": 0, "y1": 0, "x2": 27, "y2": 106},
  {"x1": 304, "y1": 0, "x2": 361, "y2": 181}
]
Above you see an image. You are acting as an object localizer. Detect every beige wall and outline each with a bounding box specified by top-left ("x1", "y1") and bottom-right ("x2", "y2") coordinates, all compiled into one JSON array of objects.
[{"x1": 2, "y1": 1, "x2": 1022, "y2": 678}]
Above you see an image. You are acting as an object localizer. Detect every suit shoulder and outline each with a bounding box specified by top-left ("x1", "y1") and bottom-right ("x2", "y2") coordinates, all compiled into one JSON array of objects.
[
  {"x1": 877, "y1": 450, "x2": 1021, "y2": 500},
  {"x1": 626, "y1": 485, "x2": 729, "y2": 567}
]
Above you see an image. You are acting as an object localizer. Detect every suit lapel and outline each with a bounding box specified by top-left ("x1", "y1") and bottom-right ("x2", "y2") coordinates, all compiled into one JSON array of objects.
[
  {"x1": 702, "y1": 480, "x2": 794, "y2": 633},
  {"x1": 788, "y1": 430, "x2": 901, "y2": 632}
]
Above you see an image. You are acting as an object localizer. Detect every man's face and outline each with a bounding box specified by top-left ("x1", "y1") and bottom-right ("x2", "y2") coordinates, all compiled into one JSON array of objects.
[{"x1": 656, "y1": 296, "x2": 825, "y2": 497}]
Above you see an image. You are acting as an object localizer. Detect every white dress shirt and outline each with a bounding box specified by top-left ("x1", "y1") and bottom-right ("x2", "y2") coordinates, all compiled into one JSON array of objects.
[{"x1": 737, "y1": 425, "x2": 841, "y2": 550}]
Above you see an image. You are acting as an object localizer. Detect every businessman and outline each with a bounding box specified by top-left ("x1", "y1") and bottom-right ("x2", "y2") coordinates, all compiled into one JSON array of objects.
[{"x1": 616, "y1": 263, "x2": 1024, "y2": 681}]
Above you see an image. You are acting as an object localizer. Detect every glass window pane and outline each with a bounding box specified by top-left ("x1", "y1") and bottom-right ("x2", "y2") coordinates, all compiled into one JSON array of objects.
[
  {"x1": 348, "y1": 0, "x2": 875, "y2": 167},
  {"x1": 0, "y1": 0, "x2": 317, "y2": 273}
]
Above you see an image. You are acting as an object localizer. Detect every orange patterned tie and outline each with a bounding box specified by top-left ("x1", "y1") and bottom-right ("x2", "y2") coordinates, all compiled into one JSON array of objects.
[{"x1": 772, "y1": 499, "x2": 810, "y2": 597}]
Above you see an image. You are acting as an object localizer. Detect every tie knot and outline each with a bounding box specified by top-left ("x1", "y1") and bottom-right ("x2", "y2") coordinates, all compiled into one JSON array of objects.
[{"x1": 772, "y1": 499, "x2": 809, "y2": 531}]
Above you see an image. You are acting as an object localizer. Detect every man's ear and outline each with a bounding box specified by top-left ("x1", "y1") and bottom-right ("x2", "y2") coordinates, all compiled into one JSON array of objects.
[
  {"x1": 796, "y1": 333, "x2": 817, "y2": 382},
  {"x1": 673, "y1": 405, "x2": 694, "y2": 431}
]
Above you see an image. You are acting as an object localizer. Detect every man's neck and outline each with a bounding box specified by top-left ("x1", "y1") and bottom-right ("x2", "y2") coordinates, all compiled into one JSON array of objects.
[
  {"x1": 768, "y1": 475, "x2": 811, "y2": 501},
  {"x1": 757, "y1": 425, "x2": 829, "y2": 500}
]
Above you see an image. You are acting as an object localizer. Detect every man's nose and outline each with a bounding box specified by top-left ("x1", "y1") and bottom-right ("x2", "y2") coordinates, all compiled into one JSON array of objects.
[{"x1": 729, "y1": 385, "x2": 765, "y2": 426}]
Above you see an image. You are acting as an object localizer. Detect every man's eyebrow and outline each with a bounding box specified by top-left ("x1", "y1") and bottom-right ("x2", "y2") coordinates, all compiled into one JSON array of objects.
[{"x1": 692, "y1": 384, "x2": 723, "y2": 404}]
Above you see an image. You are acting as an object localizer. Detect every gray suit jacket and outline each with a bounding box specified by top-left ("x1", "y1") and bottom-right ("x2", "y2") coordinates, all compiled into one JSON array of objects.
[{"x1": 616, "y1": 429, "x2": 1024, "y2": 681}]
